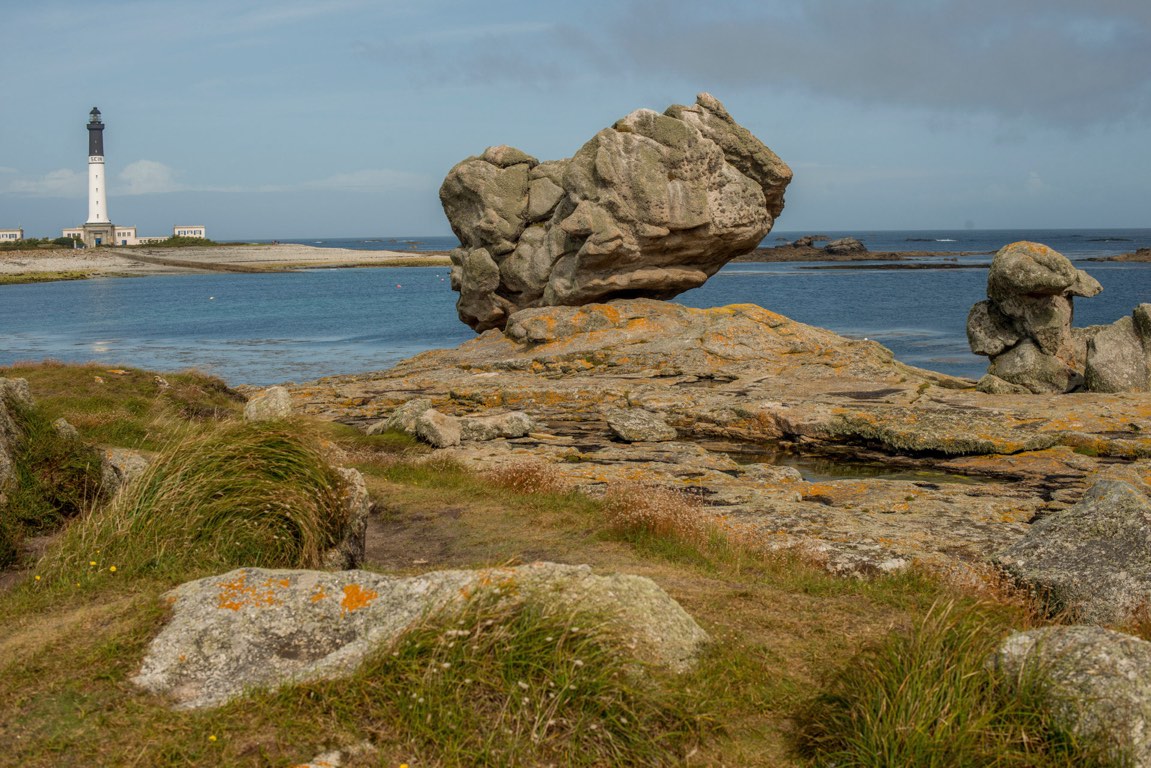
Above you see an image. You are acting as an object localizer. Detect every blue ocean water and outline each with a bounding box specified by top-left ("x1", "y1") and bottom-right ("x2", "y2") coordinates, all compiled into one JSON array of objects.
[{"x1": 1, "y1": 229, "x2": 1148, "y2": 385}]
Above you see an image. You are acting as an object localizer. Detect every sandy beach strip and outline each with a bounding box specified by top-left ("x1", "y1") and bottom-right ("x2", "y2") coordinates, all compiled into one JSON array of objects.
[{"x1": 0, "y1": 244, "x2": 451, "y2": 281}]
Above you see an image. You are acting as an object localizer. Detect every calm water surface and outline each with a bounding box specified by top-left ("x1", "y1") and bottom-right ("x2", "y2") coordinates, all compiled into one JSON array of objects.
[{"x1": 2, "y1": 230, "x2": 1149, "y2": 385}]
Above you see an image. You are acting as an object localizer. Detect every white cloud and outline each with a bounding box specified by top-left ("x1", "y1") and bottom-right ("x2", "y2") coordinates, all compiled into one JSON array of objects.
[
  {"x1": 117, "y1": 160, "x2": 183, "y2": 195},
  {"x1": 259, "y1": 169, "x2": 434, "y2": 193},
  {"x1": 3, "y1": 169, "x2": 85, "y2": 198}
]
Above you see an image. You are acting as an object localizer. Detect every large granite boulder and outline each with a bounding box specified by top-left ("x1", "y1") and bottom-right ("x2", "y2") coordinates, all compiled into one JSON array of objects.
[
  {"x1": 440, "y1": 93, "x2": 792, "y2": 331},
  {"x1": 968, "y1": 242, "x2": 1151, "y2": 393},
  {"x1": 243, "y1": 385, "x2": 293, "y2": 421},
  {"x1": 995, "y1": 475, "x2": 1151, "y2": 624},
  {"x1": 994, "y1": 626, "x2": 1151, "y2": 767},
  {"x1": 133, "y1": 562, "x2": 710, "y2": 709}
]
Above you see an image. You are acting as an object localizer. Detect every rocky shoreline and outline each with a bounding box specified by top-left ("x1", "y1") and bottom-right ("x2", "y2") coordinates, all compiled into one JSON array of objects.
[
  {"x1": 0, "y1": 243, "x2": 451, "y2": 282},
  {"x1": 286, "y1": 297, "x2": 1151, "y2": 578}
]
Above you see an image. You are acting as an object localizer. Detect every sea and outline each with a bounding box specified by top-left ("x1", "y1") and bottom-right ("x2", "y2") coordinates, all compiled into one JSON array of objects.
[{"x1": 1, "y1": 229, "x2": 1149, "y2": 386}]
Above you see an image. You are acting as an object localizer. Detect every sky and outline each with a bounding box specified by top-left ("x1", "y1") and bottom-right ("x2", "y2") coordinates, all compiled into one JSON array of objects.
[{"x1": 1, "y1": 0, "x2": 1149, "y2": 240}]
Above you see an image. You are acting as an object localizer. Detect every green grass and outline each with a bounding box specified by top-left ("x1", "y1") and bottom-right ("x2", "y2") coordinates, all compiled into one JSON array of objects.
[
  {"x1": 794, "y1": 599, "x2": 1113, "y2": 768},
  {"x1": 0, "y1": 362, "x2": 245, "y2": 449},
  {"x1": 38, "y1": 423, "x2": 352, "y2": 588},
  {"x1": 304, "y1": 592, "x2": 709, "y2": 766},
  {"x1": 0, "y1": 271, "x2": 92, "y2": 286},
  {"x1": 0, "y1": 391, "x2": 106, "y2": 568}
]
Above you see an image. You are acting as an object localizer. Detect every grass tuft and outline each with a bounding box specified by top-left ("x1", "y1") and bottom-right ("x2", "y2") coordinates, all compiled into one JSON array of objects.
[
  {"x1": 38, "y1": 423, "x2": 350, "y2": 586},
  {"x1": 0, "y1": 392, "x2": 106, "y2": 567},
  {"x1": 311, "y1": 591, "x2": 708, "y2": 766},
  {"x1": 794, "y1": 598, "x2": 1113, "y2": 768}
]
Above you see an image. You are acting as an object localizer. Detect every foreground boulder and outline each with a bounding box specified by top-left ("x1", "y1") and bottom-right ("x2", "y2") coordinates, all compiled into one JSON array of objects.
[
  {"x1": 995, "y1": 626, "x2": 1151, "y2": 767},
  {"x1": 968, "y1": 241, "x2": 1151, "y2": 393},
  {"x1": 243, "y1": 385, "x2": 293, "y2": 421},
  {"x1": 995, "y1": 476, "x2": 1151, "y2": 623},
  {"x1": 440, "y1": 93, "x2": 792, "y2": 331},
  {"x1": 134, "y1": 562, "x2": 709, "y2": 709},
  {"x1": 0, "y1": 378, "x2": 31, "y2": 490}
]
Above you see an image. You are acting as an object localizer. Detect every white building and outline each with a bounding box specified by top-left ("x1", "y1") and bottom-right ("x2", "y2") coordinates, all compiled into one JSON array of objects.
[
  {"x1": 0, "y1": 228, "x2": 23, "y2": 242},
  {"x1": 173, "y1": 226, "x2": 207, "y2": 238}
]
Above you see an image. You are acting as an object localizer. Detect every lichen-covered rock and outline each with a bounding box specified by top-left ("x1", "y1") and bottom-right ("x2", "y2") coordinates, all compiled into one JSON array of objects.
[
  {"x1": 440, "y1": 93, "x2": 791, "y2": 331},
  {"x1": 133, "y1": 562, "x2": 710, "y2": 709},
  {"x1": 968, "y1": 242, "x2": 1151, "y2": 393},
  {"x1": 459, "y1": 411, "x2": 536, "y2": 442},
  {"x1": 366, "y1": 397, "x2": 433, "y2": 436},
  {"x1": 1085, "y1": 310, "x2": 1151, "y2": 393},
  {"x1": 100, "y1": 447, "x2": 150, "y2": 495},
  {"x1": 414, "y1": 408, "x2": 461, "y2": 448},
  {"x1": 996, "y1": 477, "x2": 1151, "y2": 623},
  {"x1": 243, "y1": 385, "x2": 293, "y2": 421},
  {"x1": 605, "y1": 408, "x2": 678, "y2": 442},
  {"x1": 321, "y1": 468, "x2": 370, "y2": 570},
  {"x1": 994, "y1": 626, "x2": 1151, "y2": 767}
]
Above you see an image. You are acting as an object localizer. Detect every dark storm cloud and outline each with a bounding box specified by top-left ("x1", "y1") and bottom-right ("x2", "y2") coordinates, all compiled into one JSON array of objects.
[
  {"x1": 377, "y1": 0, "x2": 1151, "y2": 130},
  {"x1": 601, "y1": 0, "x2": 1151, "y2": 128}
]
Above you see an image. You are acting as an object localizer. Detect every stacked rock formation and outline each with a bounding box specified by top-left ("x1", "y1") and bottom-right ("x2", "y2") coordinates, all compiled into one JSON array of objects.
[
  {"x1": 968, "y1": 241, "x2": 1151, "y2": 393},
  {"x1": 440, "y1": 93, "x2": 792, "y2": 331}
]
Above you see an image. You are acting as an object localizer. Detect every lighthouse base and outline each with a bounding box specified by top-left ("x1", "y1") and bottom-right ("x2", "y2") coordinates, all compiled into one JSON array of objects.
[{"x1": 78, "y1": 223, "x2": 116, "y2": 248}]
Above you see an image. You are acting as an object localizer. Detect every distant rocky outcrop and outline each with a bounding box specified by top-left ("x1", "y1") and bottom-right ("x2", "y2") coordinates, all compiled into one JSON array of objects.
[
  {"x1": 440, "y1": 93, "x2": 792, "y2": 331},
  {"x1": 968, "y1": 241, "x2": 1151, "y2": 393},
  {"x1": 134, "y1": 562, "x2": 709, "y2": 709}
]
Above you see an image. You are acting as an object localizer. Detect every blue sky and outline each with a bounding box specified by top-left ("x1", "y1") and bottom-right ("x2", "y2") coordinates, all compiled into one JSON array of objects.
[{"x1": 1, "y1": 0, "x2": 1149, "y2": 240}]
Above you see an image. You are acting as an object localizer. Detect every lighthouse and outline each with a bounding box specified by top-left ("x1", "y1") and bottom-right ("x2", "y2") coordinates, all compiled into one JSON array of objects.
[
  {"x1": 61, "y1": 107, "x2": 205, "y2": 246},
  {"x1": 86, "y1": 107, "x2": 109, "y2": 224}
]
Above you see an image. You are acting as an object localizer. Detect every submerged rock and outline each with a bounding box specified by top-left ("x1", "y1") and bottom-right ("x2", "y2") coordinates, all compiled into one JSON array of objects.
[
  {"x1": 440, "y1": 93, "x2": 792, "y2": 331},
  {"x1": 134, "y1": 562, "x2": 710, "y2": 709}
]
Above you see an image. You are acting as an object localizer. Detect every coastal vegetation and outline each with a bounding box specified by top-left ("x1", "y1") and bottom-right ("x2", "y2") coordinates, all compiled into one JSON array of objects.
[{"x1": 0, "y1": 362, "x2": 1134, "y2": 766}]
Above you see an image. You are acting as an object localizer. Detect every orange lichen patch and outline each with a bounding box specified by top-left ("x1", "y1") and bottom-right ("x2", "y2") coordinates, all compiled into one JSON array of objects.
[
  {"x1": 217, "y1": 574, "x2": 289, "y2": 611},
  {"x1": 309, "y1": 588, "x2": 328, "y2": 604},
  {"x1": 340, "y1": 583, "x2": 379, "y2": 614}
]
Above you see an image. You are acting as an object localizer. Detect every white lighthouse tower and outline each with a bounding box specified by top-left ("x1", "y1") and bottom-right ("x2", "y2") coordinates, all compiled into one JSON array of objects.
[{"x1": 86, "y1": 107, "x2": 109, "y2": 224}]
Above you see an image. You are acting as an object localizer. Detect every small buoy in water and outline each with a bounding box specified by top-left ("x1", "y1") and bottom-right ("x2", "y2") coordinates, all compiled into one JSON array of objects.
[
  {"x1": 209, "y1": 296, "x2": 215, "y2": 300},
  {"x1": 395, "y1": 284, "x2": 402, "y2": 288}
]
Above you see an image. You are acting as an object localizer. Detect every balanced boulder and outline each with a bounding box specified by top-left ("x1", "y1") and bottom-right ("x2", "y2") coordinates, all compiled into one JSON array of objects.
[{"x1": 440, "y1": 93, "x2": 792, "y2": 331}]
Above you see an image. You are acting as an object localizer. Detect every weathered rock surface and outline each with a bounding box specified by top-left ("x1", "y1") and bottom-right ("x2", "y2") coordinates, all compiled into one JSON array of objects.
[
  {"x1": 994, "y1": 626, "x2": 1151, "y2": 767},
  {"x1": 441, "y1": 93, "x2": 792, "y2": 331},
  {"x1": 243, "y1": 385, "x2": 294, "y2": 421},
  {"x1": 322, "y1": 468, "x2": 370, "y2": 570},
  {"x1": 365, "y1": 397, "x2": 432, "y2": 436},
  {"x1": 969, "y1": 241, "x2": 1151, "y2": 393},
  {"x1": 996, "y1": 475, "x2": 1151, "y2": 624},
  {"x1": 605, "y1": 408, "x2": 678, "y2": 442},
  {"x1": 134, "y1": 562, "x2": 709, "y2": 709},
  {"x1": 823, "y1": 237, "x2": 867, "y2": 256},
  {"x1": 0, "y1": 378, "x2": 32, "y2": 490},
  {"x1": 100, "y1": 447, "x2": 150, "y2": 495},
  {"x1": 288, "y1": 298, "x2": 1151, "y2": 574},
  {"x1": 459, "y1": 410, "x2": 536, "y2": 441},
  {"x1": 414, "y1": 408, "x2": 461, "y2": 448}
]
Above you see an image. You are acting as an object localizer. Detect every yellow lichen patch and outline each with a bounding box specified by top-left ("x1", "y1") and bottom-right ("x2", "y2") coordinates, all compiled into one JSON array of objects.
[
  {"x1": 340, "y1": 583, "x2": 379, "y2": 614},
  {"x1": 217, "y1": 574, "x2": 288, "y2": 611}
]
